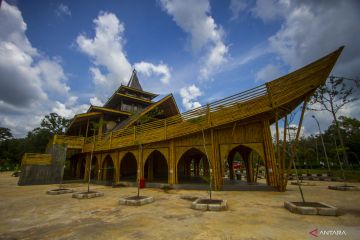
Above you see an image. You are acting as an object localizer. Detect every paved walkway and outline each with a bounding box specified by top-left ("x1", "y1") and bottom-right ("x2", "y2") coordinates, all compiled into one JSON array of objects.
[{"x1": 0, "y1": 172, "x2": 359, "y2": 239}]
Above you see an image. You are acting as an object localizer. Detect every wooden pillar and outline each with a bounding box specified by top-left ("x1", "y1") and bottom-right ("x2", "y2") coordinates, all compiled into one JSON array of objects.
[
  {"x1": 228, "y1": 158, "x2": 235, "y2": 180},
  {"x1": 211, "y1": 128, "x2": 222, "y2": 190},
  {"x1": 84, "y1": 154, "x2": 91, "y2": 181},
  {"x1": 246, "y1": 153, "x2": 254, "y2": 183},
  {"x1": 169, "y1": 139, "x2": 176, "y2": 184},
  {"x1": 98, "y1": 115, "x2": 104, "y2": 136},
  {"x1": 85, "y1": 119, "x2": 90, "y2": 138},
  {"x1": 96, "y1": 154, "x2": 101, "y2": 181},
  {"x1": 263, "y1": 119, "x2": 279, "y2": 189},
  {"x1": 103, "y1": 158, "x2": 107, "y2": 181},
  {"x1": 203, "y1": 157, "x2": 209, "y2": 176},
  {"x1": 138, "y1": 147, "x2": 143, "y2": 180}
]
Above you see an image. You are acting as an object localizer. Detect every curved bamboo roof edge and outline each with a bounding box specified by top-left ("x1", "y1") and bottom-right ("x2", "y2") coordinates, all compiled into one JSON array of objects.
[{"x1": 56, "y1": 46, "x2": 344, "y2": 152}]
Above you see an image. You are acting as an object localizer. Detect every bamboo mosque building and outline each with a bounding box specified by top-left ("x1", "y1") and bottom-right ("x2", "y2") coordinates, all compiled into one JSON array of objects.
[{"x1": 19, "y1": 47, "x2": 344, "y2": 191}]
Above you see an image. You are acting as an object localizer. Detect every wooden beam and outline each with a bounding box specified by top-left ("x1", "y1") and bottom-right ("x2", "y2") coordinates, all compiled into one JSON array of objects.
[
  {"x1": 116, "y1": 93, "x2": 152, "y2": 103},
  {"x1": 287, "y1": 97, "x2": 309, "y2": 173},
  {"x1": 280, "y1": 115, "x2": 288, "y2": 190},
  {"x1": 85, "y1": 118, "x2": 90, "y2": 138}
]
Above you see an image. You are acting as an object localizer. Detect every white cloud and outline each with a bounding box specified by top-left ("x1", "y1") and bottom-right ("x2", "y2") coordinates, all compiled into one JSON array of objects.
[
  {"x1": 36, "y1": 59, "x2": 70, "y2": 95},
  {"x1": 251, "y1": 0, "x2": 290, "y2": 22},
  {"x1": 134, "y1": 62, "x2": 171, "y2": 84},
  {"x1": 0, "y1": 2, "x2": 84, "y2": 137},
  {"x1": 160, "y1": 0, "x2": 228, "y2": 80},
  {"x1": 248, "y1": 0, "x2": 360, "y2": 134},
  {"x1": 200, "y1": 41, "x2": 228, "y2": 80},
  {"x1": 77, "y1": 12, "x2": 171, "y2": 95},
  {"x1": 76, "y1": 12, "x2": 132, "y2": 94},
  {"x1": 229, "y1": 0, "x2": 248, "y2": 20},
  {"x1": 261, "y1": 1, "x2": 360, "y2": 74},
  {"x1": 55, "y1": 3, "x2": 71, "y2": 17},
  {"x1": 52, "y1": 101, "x2": 89, "y2": 119},
  {"x1": 255, "y1": 64, "x2": 282, "y2": 83},
  {"x1": 0, "y1": 41, "x2": 46, "y2": 108},
  {"x1": 0, "y1": 1, "x2": 36, "y2": 55},
  {"x1": 89, "y1": 67, "x2": 107, "y2": 86},
  {"x1": 179, "y1": 84, "x2": 203, "y2": 110},
  {"x1": 89, "y1": 96, "x2": 104, "y2": 106}
]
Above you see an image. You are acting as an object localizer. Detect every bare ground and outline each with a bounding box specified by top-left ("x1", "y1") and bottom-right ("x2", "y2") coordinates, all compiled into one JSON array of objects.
[{"x1": 0, "y1": 172, "x2": 359, "y2": 240}]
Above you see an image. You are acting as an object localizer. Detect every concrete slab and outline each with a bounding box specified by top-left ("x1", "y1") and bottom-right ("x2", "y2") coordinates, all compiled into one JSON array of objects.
[
  {"x1": 46, "y1": 188, "x2": 74, "y2": 195},
  {"x1": 328, "y1": 185, "x2": 360, "y2": 191},
  {"x1": 119, "y1": 196, "x2": 154, "y2": 206},
  {"x1": 191, "y1": 198, "x2": 228, "y2": 211},
  {"x1": 284, "y1": 201, "x2": 338, "y2": 216},
  {"x1": 72, "y1": 191, "x2": 104, "y2": 199},
  {"x1": 1, "y1": 172, "x2": 360, "y2": 239}
]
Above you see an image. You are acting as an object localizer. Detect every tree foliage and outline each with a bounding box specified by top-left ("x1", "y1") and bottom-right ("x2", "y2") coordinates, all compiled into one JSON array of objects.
[
  {"x1": 0, "y1": 127, "x2": 13, "y2": 141},
  {"x1": 309, "y1": 77, "x2": 357, "y2": 113},
  {"x1": 40, "y1": 113, "x2": 70, "y2": 134},
  {"x1": 291, "y1": 116, "x2": 360, "y2": 169},
  {"x1": 309, "y1": 77, "x2": 359, "y2": 165},
  {"x1": 0, "y1": 113, "x2": 70, "y2": 171}
]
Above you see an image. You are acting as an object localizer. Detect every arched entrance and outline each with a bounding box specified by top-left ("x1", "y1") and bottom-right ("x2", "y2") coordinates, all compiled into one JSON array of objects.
[
  {"x1": 177, "y1": 148, "x2": 209, "y2": 184},
  {"x1": 120, "y1": 152, "x2": 137, "y2": 181},
  {"x1": 226, "y1": 145, "x2": 263, "y2": 183},
  {"x1": 90, "y1": 156, "x2": 99, "y2": 183},
  {"x1": 144, "y1": 150, "x2": 168, "y2": 183},
  {"x1": 77, "y1": 158, "x2": 86, "y2": 179},
  {"x1": 102, "y1": 155, "x2": 115, "y2": 185},
  {"x1": 70, "y1": 157, "x2": 78, "y2": 178}
]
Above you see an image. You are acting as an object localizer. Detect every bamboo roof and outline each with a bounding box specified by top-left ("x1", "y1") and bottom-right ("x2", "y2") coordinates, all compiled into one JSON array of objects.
[
  {"x1": 87, "y1": 106, "x2": 131, "y2": 116},
  {"x1": 103, "y1": 71, "x2": 158, "y2": 108},
  {"x1": 112, "y1": 94, "x2": 180, "y2": 131},
  {"x1": 127, "y1": 69, "x2": 142, "y2": 91},
  {"x1": 59, "y1": 46, "x2": 344, "y2": 152},
  {"x1": 65, "y1": 112, "x2": 102, "y2": 134}
]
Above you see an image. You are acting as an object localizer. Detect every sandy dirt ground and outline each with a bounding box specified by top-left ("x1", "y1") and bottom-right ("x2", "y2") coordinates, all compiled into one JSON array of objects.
[{"x1": 0, "y1": 172, "x2": 359, "y2": 240}]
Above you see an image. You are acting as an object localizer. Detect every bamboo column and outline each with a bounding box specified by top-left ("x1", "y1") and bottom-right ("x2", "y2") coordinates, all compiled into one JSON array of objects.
[
  {"x1": 169, "y1": 139, "x2": 176, "y2": 184},
  {"x1": 211, "y1": 128, "x2": 221, "y2": 190},
  {"x1": 263, "y1": 119, "x2": 279, "y2": 188}
]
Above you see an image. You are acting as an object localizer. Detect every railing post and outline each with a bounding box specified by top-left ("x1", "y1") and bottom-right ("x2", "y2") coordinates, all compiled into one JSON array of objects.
[
  {"x1": 53, "y1": 135, "x2": 57, "y2": 145},
  {"x1": 265, "y1": 83, "x2": 275, "y2": 108},
  {"x1": 133, "y1": 126, "x2": 136, "y2": 142},
  {"x1": 164, "y1": 119, "x2": 167, "y2": 140},
  {"x1": 109, "y1": 132, "x2": 113, "y2": 150},
  {"x1": 207, "y1": 104, "x2": 211, "y2": 126}
]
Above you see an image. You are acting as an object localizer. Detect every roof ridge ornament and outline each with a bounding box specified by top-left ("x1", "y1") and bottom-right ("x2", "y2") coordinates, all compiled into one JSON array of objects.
[{"x1": 127, "y1": 69, "x2": 143, "y2": 91}]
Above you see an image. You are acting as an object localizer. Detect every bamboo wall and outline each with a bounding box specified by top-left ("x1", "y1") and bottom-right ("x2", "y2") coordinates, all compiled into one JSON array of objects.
[
  {"x1": 72, "y1": 120, "x2": 277, "y2": 190},
  {"x1": 24, "y1": 47, "x2": 344, "y2": 190},
  {"x1": 21, "y1": 153, "x2": 52, "y2": 166}
]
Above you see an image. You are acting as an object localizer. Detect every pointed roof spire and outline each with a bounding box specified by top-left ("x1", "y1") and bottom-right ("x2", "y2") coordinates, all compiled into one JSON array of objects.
[{"x1": 127, "y1": 69, "x2": 143, "y2": 91}]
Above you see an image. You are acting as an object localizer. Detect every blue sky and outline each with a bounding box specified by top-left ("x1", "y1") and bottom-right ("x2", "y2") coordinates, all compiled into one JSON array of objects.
[{"x1": 1, "y1": 0, "x2": 360, "y2": 137}]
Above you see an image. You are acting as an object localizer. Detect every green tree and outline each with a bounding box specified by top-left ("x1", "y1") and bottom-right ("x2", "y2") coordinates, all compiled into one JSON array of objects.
[
  {"x1": 0, "y1": 113, "x2": 70, "y2": 171},
  {"x1": 0, "y1": 127, "x2": 13, "y2": 141},
  {"x1": 0, "y1": 138, "x2": 24, "y2": 170},
  {"x1": 24, "y1": 128, "x2": 52, "y2": 153},
  {"x1": 40, "y1": 113, "x2": 70, "y2": 134},
  {"x1": 324, "y1": 116, "x2": 360, "y2": 166},
  {"x1": 309, "y1": 77, "x2": 358, "y2": 166}
]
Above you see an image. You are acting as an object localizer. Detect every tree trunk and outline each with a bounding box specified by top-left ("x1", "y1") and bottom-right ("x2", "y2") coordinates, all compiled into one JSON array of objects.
[{"x1": 331, "y1": 111, "x2": 348, "y2": 166}]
